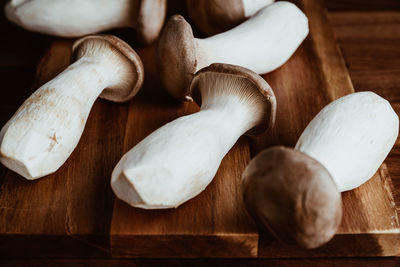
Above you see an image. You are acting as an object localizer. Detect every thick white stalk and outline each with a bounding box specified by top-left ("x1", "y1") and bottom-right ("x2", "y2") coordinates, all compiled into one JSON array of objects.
[
  {"x1": 112, "y1": 94, "x2": 259, "y2": 209},
  {"x1": 195, "y1": 1, "x2": 308, "y2": 73},
  {"x1": 5, "y1": 0, "x2": 134, "y2": 37},
  {"x1": 295, "y1": 92, "x2": 399, "y2": 192},
  {"x1": 0, "y1": 56, "x2": 117, "y2": 179}
]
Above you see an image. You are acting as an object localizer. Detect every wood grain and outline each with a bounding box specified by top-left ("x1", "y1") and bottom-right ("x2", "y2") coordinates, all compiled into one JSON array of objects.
[
  {"x1": 253, "y1": 0, "x2": 400, "y2": 257},
  {"x1": 0, "y1": 42, "x2": 128, "y2": 258},
  {"x1": 0, "y1": 0, "x2": 399, "y2": 259},
  {"x1": 110, "y1": 45, "x2": 258, "y2": 258},
  {"x1": 328, "y1": 11, "x2": 400, "y2": 222}
]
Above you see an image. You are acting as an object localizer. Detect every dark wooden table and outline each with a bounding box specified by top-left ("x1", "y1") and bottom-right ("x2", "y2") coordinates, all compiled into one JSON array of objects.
[{"x1": 0, "y1": 0, "x2": 399, "y2": 266}]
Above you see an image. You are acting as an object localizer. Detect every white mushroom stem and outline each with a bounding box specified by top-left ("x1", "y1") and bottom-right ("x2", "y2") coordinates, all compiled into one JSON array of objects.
[
  {"x1": 185, "y1": 0, "x2": 276, "y2": 37},
  {"x1": 195, "y1": 1, "x2": 308, "y2": 74},
  {"x1": 295, "y1": 92, "x2": 399, "y2": 192},
  {"x1": 243, "y1": 0, "x2": 275, "y2": 17},
  {"x1": 5, "y1": 0, "x2": 134, "y2": 37},
  {"x1": 0, "y1": 40, "x2": 134, "y2": 180},
  {"x1": 112, "y1": 74, "x2": 269, "y2": 209}
]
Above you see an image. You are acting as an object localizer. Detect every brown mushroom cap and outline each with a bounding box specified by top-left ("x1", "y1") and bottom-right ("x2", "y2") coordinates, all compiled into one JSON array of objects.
[
  {"x1": 72, "y1": 34, "x2": 144, "y2": 102},
  {"x1": 242, "y1": 146, "x2": 342, "y2": 249},
  {"x1": 189, "y1": 63, "x2": 276, "y2": 134},
  {"x1": 156, "y1": 14, "x2": 197, "y2": 101},
  {"x1": 136, "y1": 0, "x2": 167, "y2": 44},
  {"x1": 186, "y1": 0, "x2": 245, "y2": 36}
]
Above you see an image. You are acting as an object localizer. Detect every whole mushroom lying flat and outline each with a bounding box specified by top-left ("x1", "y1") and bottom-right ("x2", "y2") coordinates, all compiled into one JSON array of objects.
[
  {"x1": 5, "y1": 0, "x2": 167, "y2": 44},
  {"x1": 186, "y1": 0, "x2": 275, "y2": 35},
  {"x1": 157, "y1": 1, "x2": 308, "y2": 100},
  {"x1": 242, "y1": 92, "x2": 399, "y2": 249},
  {"x1": 0, "y1": 35, "x2": 144, "y2": 180},
  {"x1": 112, "y1": 63, "x2": 276, "y2": 209}
]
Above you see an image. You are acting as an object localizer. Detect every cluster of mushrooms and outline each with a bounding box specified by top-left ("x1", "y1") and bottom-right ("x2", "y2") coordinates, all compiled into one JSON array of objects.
[{"x1": 1, "y1": 0, "x2": 399, "y2": 249}]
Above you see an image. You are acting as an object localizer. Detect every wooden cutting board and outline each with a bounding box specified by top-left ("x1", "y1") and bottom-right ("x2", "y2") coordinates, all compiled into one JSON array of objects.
[{"x1": 0, "y1": 0, "x2": 399, "y2": 258}]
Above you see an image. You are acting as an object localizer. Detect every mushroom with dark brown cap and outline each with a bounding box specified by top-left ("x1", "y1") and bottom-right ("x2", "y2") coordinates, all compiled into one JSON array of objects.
[
  {"x1": 111, "y1": 63, "x2": 276, "y2": 209},
  {"x1": 242, "y1": 92, "x2": 399, "y2": 248},
  {"x1": 5, "y1": 0, "x2": 167, "y2": 44},
  {"x1": 186, "y1": 0, "x2": 275, "y2": 35},
  {"x1": 157, "y1": 1, "x2": 308, "y2": 100},
  {"x1": 0, "y1": 34, "x2": 144, "y2": 180}
]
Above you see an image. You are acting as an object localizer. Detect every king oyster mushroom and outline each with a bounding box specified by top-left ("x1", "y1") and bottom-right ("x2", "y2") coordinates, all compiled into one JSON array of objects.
[
  {"x1": 242, "y1": 92, "x2": 399, "y2": 248},
  {"x1": 157, "y1": 1, "x2": 308, "y2": 100},
  {"x1": 0, "y1": 35, "x2": 144, "y2": 180},
  {"x1": 5, "y1": 0, "x2": 167, "y2": 44},
  {"x1": 186, "y1": 0, "x2": 275, "y2": 35},
  {"x1": 111, "y1": 63, "x2": 276, "y2": 209}
]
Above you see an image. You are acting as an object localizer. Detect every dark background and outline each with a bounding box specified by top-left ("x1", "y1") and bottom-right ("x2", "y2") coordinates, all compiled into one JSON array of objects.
[{"x1": 0, "y1": 0, "x2": 399, "y2": 266}]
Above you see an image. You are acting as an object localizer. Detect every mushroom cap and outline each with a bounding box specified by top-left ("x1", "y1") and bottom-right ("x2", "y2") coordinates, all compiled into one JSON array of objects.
[
  {"x1": 189, "y1": 63, "x2": 276, "y2": 134},
  {"x1": 136, "y1": 0, "x2": 167, "y2": 44},
  {"x1": 242, "y1": 146, "x2": 342, "y2": 249},
  {"x1": 72, "y1": 34, "x2": 144, "y2": 102},
  {"x1": 186, "y1": 0, "x2": 245, "y2": 36},
  {"x1": 156, "y1": 14, "x2": 197, "y2": 101}
]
